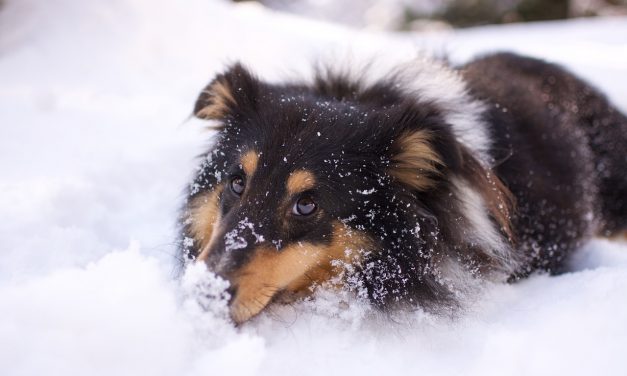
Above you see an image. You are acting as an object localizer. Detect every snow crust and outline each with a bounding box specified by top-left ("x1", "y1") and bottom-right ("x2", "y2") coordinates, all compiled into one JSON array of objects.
[{"x1": 0, "y1": 1, "x2": 626, "y2": 375}]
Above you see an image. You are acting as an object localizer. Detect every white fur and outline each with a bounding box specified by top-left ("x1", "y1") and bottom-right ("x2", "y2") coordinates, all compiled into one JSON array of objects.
[
  {"x1": 394, "y1": 57, "x2": 492, "y2": 163},
  {"x1": 395, "y1": 59, "x2": 518, "y2": 280},
  {"x1": 311, "y1": 56, "x2": 492, "y2": 162},
  {"x1": 298, "y1": 55, "x2": 492, "y2": 163},
  {"x1": 451, "y1": 177, "x2": 517, "y2": 277}
]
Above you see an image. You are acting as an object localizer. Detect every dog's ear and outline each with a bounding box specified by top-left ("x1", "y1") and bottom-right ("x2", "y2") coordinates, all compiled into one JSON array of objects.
[
  {"x1": 388, "y1": 129, "x2": 444, "y2": 191},
  {"x1": 193, "y1": 63, "x2": 259, "y2": 121}
]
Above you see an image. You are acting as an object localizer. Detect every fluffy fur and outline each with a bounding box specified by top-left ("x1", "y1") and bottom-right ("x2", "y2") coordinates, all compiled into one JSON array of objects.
[{"x1": 179, "y1": 52, "x2": 627, "y2": 323}]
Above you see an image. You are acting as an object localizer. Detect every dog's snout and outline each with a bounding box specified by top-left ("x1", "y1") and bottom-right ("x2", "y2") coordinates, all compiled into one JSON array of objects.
[{"x1": 203, "y1": 216, "x2": 270, "y2": 265}]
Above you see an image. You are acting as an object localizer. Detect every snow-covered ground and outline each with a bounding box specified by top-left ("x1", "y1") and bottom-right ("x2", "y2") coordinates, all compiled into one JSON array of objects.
[{"x1": 1, "y1": 1, "x2": 626, "y2": 375}]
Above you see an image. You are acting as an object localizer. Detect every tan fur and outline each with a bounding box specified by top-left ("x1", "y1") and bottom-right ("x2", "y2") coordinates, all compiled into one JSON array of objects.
[
  {"x1": 390, "y1": 130, "x2": 443, "y2": 191},
  {"x1": 195, "y1": 79, "x2": 236, "y2": 120},
  {"x1": 462, "y1": 148, "x2": 516, "y2": 243},
  {"x1": 484, "y1": 173, "x2": 516, "y2": 242},
  {"x1": 286, "y1": 170, "x2": 316, "y2": 196},
  {"x1": 285, "y1": 224, "x2": 370, "y2": 293},
  {"x1": 188, "y1": 185, "x2": 223, "y2": 261},
  {"x1": 240, "y1": 150, "x2": 259, "y2": 177},
  {"x1": 229, "y1": 222, "x2": 370, "y2": 323}
]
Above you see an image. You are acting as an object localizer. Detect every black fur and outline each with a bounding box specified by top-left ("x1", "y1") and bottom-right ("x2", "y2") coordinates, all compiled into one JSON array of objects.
[
  {"x1": 180, "y1": 53, "x2": 627, "y2": 318},
  {"x1": 462, "y1": 53, "x2": 627, "y2": 275}
]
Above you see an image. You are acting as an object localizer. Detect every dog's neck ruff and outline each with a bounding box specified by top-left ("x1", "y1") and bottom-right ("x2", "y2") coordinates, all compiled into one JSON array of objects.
[
  {"x1": 395, "y1": 57, "x2": 491, "y2": 164},
  {"x1": 397, "y1": 58, "x2": 515, "y2": 278}
]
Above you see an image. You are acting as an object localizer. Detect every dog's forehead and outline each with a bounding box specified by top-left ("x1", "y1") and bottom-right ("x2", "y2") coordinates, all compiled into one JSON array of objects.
[
  {"x1": 238, "y1": 145, "x2": 323, "y2": 182},
  {"x1": 257, "y1": 101, "x2": 371, "y2": 157},
  {"x1": 221, "y1": 95, "x2": 387, "y2": 189},
  {"x1": 250, "y1": 132, "x2": 355, "y2": 178}
]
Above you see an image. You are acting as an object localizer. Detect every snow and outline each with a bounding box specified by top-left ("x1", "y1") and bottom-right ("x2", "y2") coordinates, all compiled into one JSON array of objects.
[{"x1": 0, "y1": 0, "x2": 626, "y2": 375}]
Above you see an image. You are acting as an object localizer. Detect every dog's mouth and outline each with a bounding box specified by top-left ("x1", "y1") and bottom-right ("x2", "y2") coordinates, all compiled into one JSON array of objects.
[
  {"x1": 211, "y1": 224, "x2": 371, "y2": 324},
  {"x1": 228, "y1": 286, "x2": 309, "y2": 324},
  {"x1": 229, "y1": 285, "x2": 276, "y2": 324}
]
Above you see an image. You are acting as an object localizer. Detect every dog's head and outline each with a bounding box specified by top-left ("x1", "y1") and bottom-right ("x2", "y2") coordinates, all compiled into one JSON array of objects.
[{"x1": 182, "y1": 63, "x2": 510, "y2": 323}]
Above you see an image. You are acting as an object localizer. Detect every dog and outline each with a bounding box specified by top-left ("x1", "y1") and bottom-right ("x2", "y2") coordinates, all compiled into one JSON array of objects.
[{"x1": 179, "y1": 52, "x2": 627, "y2": 324}]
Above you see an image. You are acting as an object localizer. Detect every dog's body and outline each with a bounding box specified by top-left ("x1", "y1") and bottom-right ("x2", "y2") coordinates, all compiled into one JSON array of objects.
[{"x1": 180, "y1": 52, "x2": 627, "y2": 323}]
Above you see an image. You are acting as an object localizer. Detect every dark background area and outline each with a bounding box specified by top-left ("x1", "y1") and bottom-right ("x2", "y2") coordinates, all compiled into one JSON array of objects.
[{"x1": 233, "y1": 0, "x2": 627, "y2": 30}]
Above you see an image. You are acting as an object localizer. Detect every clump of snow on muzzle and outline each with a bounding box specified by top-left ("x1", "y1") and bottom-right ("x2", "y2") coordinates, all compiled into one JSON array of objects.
[
  {"x1": 180, "y1": 262, "x2": 235, "y2": 342},
  {"x1": 179, "y1": 263, "x2": 268, "y2": 376}
]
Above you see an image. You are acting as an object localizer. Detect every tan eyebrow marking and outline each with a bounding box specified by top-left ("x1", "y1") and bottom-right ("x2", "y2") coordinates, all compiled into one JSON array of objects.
[
  {"x1": 286, "y1": 170, "x2": 316, "y2": 195},
  {"x1": 241, "y1": 150, "x2": 259, "y2": 177}
]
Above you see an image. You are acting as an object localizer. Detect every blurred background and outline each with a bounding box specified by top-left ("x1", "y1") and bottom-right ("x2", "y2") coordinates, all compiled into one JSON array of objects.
[{"x1": 232, "y1": 0, "x2": 627, "y2": 30}]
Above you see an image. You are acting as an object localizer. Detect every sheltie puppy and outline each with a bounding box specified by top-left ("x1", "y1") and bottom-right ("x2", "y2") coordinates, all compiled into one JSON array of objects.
[{"x1": 179, "y1": 52, "x2": 627, "y2": 324}]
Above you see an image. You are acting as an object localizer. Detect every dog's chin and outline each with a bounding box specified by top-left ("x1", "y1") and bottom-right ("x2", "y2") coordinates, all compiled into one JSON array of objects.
[
  {"x1": 229, "y1": 286, "x2": 282, "y2": 324},
  {"x1": 272, "y1": 289, "x2": 309, "y2": 304},
  {"x1": 229, "y1": 295, "x2": 270, "y2": 325},
  {"x1": 228, "y1": 288, "x2": 312, "y2": 324}
]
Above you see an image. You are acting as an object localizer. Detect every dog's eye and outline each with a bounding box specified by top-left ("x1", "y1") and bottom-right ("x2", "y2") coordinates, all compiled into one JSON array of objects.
[
  {"x1": 292, "y1": 197, "x2": 317, "y2": 216},
  {"x1": 229, "y1": 175, "x2": 245, "y2": 196}
]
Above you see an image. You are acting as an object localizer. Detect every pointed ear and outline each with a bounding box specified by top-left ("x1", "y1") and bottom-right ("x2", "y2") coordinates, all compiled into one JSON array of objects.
[
  {"x1": 193, "y1": 63, "x2": 259, "y2": 121},
  {"x1": 388, "y1": 130, "x2": 444, "y2": 191}
]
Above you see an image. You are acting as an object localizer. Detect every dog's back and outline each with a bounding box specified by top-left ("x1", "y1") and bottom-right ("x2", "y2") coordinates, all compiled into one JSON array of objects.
[{"x1": 462, "y1": 52, "x2": 627, "y2": 274}]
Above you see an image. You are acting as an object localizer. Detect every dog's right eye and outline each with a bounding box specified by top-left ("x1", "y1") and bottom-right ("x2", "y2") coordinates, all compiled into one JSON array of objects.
[
  {"x1": 292, "y1": 196, "x2": 317, "y2": 216},
  {"x1": 229, "y1": 175, "x2": 245, "y2": 196}
]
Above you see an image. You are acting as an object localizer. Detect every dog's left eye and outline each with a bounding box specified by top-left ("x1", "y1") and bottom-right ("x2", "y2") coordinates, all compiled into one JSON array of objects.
[
  {"x1": 292, "y1": 197, "x2": 317, "y2": 216},
  {"x1": 229, "y1": 175, "x2": 245, "y2": 196}
]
